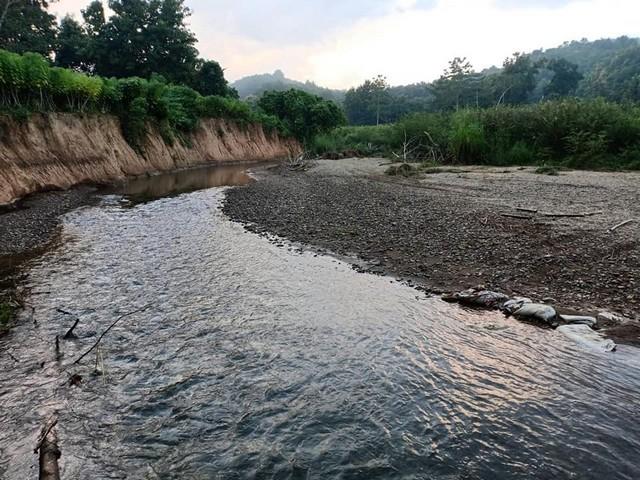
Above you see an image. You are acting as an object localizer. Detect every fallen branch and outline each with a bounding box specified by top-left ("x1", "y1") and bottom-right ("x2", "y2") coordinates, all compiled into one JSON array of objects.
[
  {"x1": 608, "y1": 219, "x2": 635, "y2": 233},
  {"x1": 515, "y1": 207, "x2": 539, "y2": 214},
  {"x1": 73, "y1": 307, "x2": 148, "y2": 365},
  {"x1": 501, "y1": 213, "x2": 534, "y2": 220},
  {"x1": 63, "y1": 318, "x2": 80, "y2": 340},
  {"x1": 542, "y1": 212, "x2": 586, "y2": 218},
  {"x1": 34, "y1": 417, "x2": 58, "y2": 454},
  {"x1": 36, "y1": 417, "x2": 61, "y2": 480}
]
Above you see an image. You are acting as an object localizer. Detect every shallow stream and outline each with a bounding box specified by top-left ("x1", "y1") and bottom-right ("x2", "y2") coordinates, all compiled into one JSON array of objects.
[{"x1": 1, "y1": 165, "x2": 639, "y2": 479}]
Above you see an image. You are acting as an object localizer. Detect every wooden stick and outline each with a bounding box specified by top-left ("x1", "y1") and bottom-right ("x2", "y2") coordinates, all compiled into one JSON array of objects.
[
  {"x1": 542, "y1": 212, "x2": 586, "y2": 218},
  {"x1": 608, "y1": 219, "x2": 635, "y2": 233},
  {"x1": 501, "y1": 213, "x2": 533, "y2": 220},
  {"x1": 63, "y1": 318, "x2": 80, "y2": 340},
  {"x1": 73, "y1": 307, "x2": 148, "y2": 365},
  {"x1": 34, "y1": 417, "x2": 58, "y2": 454},
  {"x1": 515, "y1": 207, "x2": 538, "y2": 214}
]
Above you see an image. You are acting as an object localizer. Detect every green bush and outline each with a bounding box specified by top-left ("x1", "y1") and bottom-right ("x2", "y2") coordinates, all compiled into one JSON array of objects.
[
  {"x1": 314, "y1": 99, "x2": 640, "y2": 170},
  {"x1": 0, "y1": 49, "x2": 293, "y2": 147}
]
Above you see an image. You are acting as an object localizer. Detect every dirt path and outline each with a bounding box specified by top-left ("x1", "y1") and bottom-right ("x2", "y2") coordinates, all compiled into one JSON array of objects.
[{"x1": 224, "y1": 159, "x2": 640, "y2": 345}]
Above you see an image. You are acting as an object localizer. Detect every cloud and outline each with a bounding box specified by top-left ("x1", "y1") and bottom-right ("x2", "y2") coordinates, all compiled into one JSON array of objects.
[{"x1": 51, "y1": 0, "x2": 640, "y2": 88}]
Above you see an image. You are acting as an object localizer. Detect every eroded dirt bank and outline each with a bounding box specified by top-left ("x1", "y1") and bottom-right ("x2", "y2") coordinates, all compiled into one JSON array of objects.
[
  {"x1": 0, "y1": 113, "x2": 300, "y2": 204},
  {"x1": 223, "y1": 159, "x2": 640, "y2": 345}
]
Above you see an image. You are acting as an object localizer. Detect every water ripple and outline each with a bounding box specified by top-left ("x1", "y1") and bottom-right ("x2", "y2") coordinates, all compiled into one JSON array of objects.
[{"x1": 1, "y1": 187, "x2": 639, "y2": 479}]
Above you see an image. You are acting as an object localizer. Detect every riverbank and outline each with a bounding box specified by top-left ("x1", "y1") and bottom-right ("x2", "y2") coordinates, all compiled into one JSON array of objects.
[{"x1": 223, "y1": 158, "x2": 640, "y2": 346}]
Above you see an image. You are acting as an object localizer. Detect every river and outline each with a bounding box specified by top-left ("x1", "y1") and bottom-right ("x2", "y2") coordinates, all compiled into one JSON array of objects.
[{"x1": 1, "y1": 165, "x2": 639, "y2": 479}]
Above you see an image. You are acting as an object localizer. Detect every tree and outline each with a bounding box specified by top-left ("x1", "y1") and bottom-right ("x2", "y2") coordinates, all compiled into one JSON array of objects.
[
  {"x1": 87, "y1": 0, "x2": 199, "y2": 84},
  {"x1": 581, "y1": 46, "x2": 640, "y2": 102},
  {"x1": 190, "y1": 59, "x2": 229, "y2": 97},
  {"x1": 258, "y1": 89, "x2": 346, "y2": 142},
  {"x1": 432, "y1": 57, "x2": 490, "y2": 110},
  {"x1": 54, "y1": 16, "x2": 90, "y2": 71},
  {"x1": 496, "y1": 53, "x2": 539, "y2": 105},
  {"x1": 344, "y1": 75, "x2": 391, "y2": 126},
  {"x1": 542, "y1": 58, "x2": 582, "y2": 97},
  {"x1": 0, "y1": 0, "x2": 57, "y2": 55}
]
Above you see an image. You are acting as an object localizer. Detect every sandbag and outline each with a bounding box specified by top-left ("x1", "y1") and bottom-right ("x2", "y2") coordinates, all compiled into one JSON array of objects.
[
  {"x1": 513, "y1": 303, "x2": 558, "y2": 326},
  {"x1": 557, "y1": 324, "x2": 617, "y2": 353}
]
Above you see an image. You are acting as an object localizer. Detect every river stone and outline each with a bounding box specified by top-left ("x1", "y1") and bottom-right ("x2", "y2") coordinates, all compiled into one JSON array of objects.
[
  {"x1": 513, "y1": 303, "x2": 558, "y2": 326},
  {"x1": 557, "y1": 325, "x2": 617, "y2": 353},
  {"x1": 559, "y1": 314, "x2": 597, "y2": 327}
]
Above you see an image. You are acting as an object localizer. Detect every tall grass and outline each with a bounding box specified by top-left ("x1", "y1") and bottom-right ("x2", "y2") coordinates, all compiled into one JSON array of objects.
[{"x1": 312, "y1": 99, "x2": 640, "y2": 170}]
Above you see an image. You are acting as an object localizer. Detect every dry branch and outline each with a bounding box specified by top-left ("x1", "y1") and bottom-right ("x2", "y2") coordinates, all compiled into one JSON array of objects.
[
  {"x1": 73, "y1": 307, "x2": 148, "y2": 365},
  {"x1": 501, "y1": 213, "x2": 534, "y2": 220},
  {"x1": 608, "y1": 219, "x2": 635, "y2": 233}
]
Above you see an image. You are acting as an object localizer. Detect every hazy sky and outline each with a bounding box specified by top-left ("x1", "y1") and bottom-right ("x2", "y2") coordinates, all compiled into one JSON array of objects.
[{"x1": 52, "y1": 0, "x2": 639, "y2": 88}]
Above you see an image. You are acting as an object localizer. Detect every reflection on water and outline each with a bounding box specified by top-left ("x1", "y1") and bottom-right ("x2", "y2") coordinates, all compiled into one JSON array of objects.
[
  {"x1": 1, "y1": 182, "x2": 640, "y2": 479},
  {"x1": 111, "y1": 163, "x2": 256, "y2": 202}
]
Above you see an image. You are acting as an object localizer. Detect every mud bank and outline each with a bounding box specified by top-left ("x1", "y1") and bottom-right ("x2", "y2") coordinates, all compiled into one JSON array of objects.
[{"x1": 0, "y1": 113, "x2": 300, "y2": 204}]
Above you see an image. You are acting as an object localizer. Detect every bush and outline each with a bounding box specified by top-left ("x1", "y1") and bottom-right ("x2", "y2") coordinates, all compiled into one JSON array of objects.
[{"x1": 0, "y1": 49, "x2": 292, "y2": 147}]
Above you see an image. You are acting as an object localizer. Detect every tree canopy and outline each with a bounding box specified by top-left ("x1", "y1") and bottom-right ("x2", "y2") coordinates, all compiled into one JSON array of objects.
[{"x1": 0, "y1": 0, "x2": 57, "y2": 55}]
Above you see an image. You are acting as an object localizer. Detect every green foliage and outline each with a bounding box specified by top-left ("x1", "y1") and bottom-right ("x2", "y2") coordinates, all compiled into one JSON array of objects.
[
  {"x1": 581, "y1": 46, "x2": 640, "y2": 102},
  {"x1": 0, "y1": 0, "x2": 57, "y2": 56},
  {"x1": 258, "y1": 89, "x2": 345, "y2": 142},
  {"x1": 313, "y1": 99, "x2": 640, "y2": 170},
  {"x1": 0, "y1": 302, "x2": 14, "y2": 332},
  {"x1": 0, "y1": 49, "x2": 294, "y2": 149}
]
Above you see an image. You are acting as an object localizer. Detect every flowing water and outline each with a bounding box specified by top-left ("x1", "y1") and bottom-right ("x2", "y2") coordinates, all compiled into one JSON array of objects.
[{"x1": 1, "y1": 165, "x2": 640, "y2": 479}]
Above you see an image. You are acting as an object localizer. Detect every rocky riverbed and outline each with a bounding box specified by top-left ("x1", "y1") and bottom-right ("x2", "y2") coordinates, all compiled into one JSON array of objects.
[{"x1": 223, "y1": 159, "x2": 640, "y2": 346}]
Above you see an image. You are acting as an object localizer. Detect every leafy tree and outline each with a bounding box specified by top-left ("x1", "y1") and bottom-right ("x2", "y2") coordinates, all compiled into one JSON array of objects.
[
  {"x1": 581, "y1": 46, "x2": 640, "y2": 102},
  {"x1": 258, "y1": 89, "x2": 345, "y2": 142},
  {"x1": 496, "y1": 53, "x2": 539, "y2": 105},
  {"x1": 89, "y1": 0, "x2": 199, "y2": 84},
  {"x1": 0, "y1": 0, "x2": 57, "y2": 55},
  {"x1": 191, "y1": 59, "x2": 230, "y2": 97},
  {"x1": 542, "y1": 58, "x2": 582, "y2": 97},
  {"x1": 432, "y1": 57, "x2": 492, "y2": 110},
  {"x1": 344, "y1": 75, "x2": 391, "y2": 125},
  {"x1": 55, "y1": 16, "x2": 91, "y2": 71}
]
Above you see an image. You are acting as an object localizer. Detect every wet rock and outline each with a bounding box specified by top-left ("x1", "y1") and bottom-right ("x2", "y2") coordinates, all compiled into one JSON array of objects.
[
  {"x1": 557, "y1": 324, "x2": 617, "y2": 352},
  {"x1": 513, "y1": 303, "x2": 558, "y2": 327}
]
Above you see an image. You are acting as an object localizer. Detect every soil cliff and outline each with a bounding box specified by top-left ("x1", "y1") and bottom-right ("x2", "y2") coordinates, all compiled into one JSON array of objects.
[{"x1": 0, "y1": 113, "x2": 301, "y2": 204}]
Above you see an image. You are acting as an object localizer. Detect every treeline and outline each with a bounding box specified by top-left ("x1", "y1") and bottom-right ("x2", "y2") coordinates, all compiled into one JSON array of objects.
[
  {"x1": 0, "y1": 0, "x2": 234, "y2": 97},
  {"x1": 314, "y1": 99, "x2": 640, "y2": 170},
  {"x1": 345, "y1": 37, "x2": 640, "y2": 125}
]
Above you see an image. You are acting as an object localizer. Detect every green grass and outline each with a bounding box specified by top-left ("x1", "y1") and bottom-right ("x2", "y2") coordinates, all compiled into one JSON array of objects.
[
  {"x1": 313, "y1": 99, "x2": 640, "y2": 171},
  {"x1": 0, "y1": 302, "x2": 15, "y2": 333}
]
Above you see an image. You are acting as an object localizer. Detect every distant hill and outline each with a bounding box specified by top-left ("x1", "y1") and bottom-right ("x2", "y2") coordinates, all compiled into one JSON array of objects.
[
  {"x1": 528, "y1": 36, "x2": 640, "y2": 73},
  {"x1": 231, "y1": 70, "x2": 345, "y2": 104}
]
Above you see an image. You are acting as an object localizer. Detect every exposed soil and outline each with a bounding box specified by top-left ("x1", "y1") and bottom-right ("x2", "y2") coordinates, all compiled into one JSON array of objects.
[{"x1": 223, "y1": 159, "x2": 640, "y2": 346}]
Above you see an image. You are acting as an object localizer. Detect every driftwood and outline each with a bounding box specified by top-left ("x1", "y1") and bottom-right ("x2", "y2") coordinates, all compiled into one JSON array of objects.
[
  {"x1": 501, "y1": 213, "x2": 533, "y2": 220},
  {"x1": 63, "y1": 318, "x2": 80, "y2": 340},
  {"x1": 73, "y1": 307, "x2": 147, "y2": 365},
  {"x1": 608, "y1": 219, "x2": 635, "y2": 233},
  {"x1": 35, "y1": 417, "x2": 60, "y2": 480}
]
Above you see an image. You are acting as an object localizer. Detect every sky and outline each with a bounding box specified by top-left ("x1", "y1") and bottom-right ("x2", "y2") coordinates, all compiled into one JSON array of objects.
[{"x1": 51, "y1": 0, "x2": 640, "y2": 89}]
